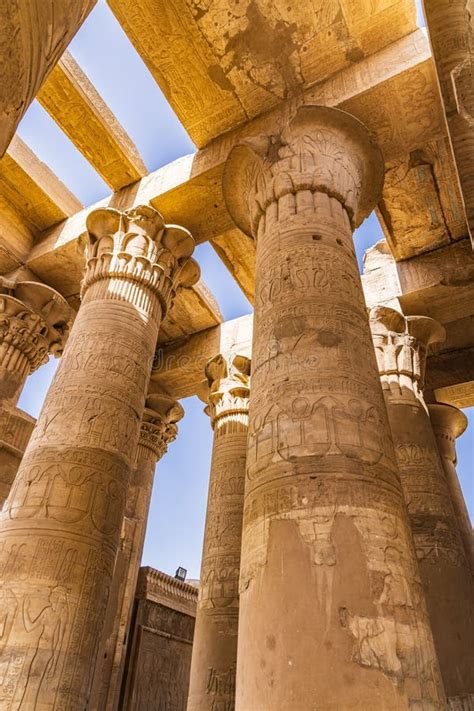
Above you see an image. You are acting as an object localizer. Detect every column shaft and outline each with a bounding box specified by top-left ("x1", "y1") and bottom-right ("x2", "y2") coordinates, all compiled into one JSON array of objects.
[
  {"x1": 223, "y1": 106, "x2": 444, "y2": 710},
  {"x1": 428, "y1": 403, "x2": 473, "y2": 569},
  {"x1": 91, "y1": 395, "x2": 183, "y2": 711},
  {"x1": 187, "y1": 354, "x2": 250, "y2": 711},
  {"x1": 371, "y1": 308, "x2": 474, "y2": 708},
  {"x1": 0, "y1": 205, "x2": 198, "y2": 709}
]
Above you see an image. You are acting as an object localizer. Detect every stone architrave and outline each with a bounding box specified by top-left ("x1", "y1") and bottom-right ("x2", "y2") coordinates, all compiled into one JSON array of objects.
[
  {"x1": 428, "y1": 403, "x2": 472, "y2": 568},
  {"x1": 370, "y1": 306, "x2": 474, "y2": 709},
  {"x1": 187, "y1": 353, "x2": 251, "y2": 711},
  {"x1": 0, "y1": 277, "x2": 71, "y2": 504},
  {"x1": 91, "y1": 394, "x2": 184, "y2": 711},
  {"x1": 222, "y1": 105, "x2": 445, "y2": 710},
  {"x1": 0, "y1": 205, "x2": 199, "y2": 710}
]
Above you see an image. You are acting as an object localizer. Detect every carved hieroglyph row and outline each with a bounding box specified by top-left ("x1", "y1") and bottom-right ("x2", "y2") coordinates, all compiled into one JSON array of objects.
[
  {"x1": 222, "y1": 105, "x2": 445, "y2": 710},
  {"x1": 0, "y1": 204, "x2": 199, "y2": 709},
  {"x1": 187, "y1": 353, "x2": 250, "y2": 711}
]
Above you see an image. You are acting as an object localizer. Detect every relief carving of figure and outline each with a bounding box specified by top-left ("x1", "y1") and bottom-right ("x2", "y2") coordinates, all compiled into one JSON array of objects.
[
  {"x1": 18, "y1": 586, "x2": 69, "y2": 709},
  {"x1": 0, "y1": 584, "x2": 18, "y2": 654}
]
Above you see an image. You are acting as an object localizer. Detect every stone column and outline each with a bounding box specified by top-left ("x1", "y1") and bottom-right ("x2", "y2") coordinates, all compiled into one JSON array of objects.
[
  {"x1": 0, "y1": 204, "x2": 199, "y2": 710},
  {"x1": 92, "y1": 393, "x2": 184, "y2": 711},
  {"x1": 0, "y1": 277, "x2": 71, "y2": 504},
  {"x1": 187, "y1": 353, "x2": 250, "y2": 711},
  {"x1": 222, "y1": 105, "x2": 445, "y2": 710},
  {"x1": 428, "y1": 403, "x2": 472, "y2": 568},
  {"x1": 370, "y1": 306, "x2": 474, "y2": 709}
]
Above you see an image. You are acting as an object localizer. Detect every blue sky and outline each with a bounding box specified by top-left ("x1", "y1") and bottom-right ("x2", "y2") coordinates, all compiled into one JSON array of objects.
[{"x1": 17, "y1": 0, "x2": 472, "y2": 579}]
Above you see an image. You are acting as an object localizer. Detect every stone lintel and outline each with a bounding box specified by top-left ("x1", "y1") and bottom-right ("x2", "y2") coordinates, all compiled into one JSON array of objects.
[
  {"x1": 0, "y1": 136, "x2": 83, "y2": 234},
  {"x1": 108, "y1": 0, "x2": 418, "y2": 148},
  {"x1": 27, "y1": 31, "x2": 445, "y2": 278},
  {"x1": 37, "y1": 52, "x2": 147, "y2": 191}
]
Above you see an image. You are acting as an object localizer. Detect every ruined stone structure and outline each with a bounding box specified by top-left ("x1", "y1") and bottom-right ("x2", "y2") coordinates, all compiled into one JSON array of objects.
[
  {"x1": 121, "y1": 567, "x2": 198, "y2": 711},
  {"x1": 0, "y1": 1, "x2": 472, "y2": 709}
]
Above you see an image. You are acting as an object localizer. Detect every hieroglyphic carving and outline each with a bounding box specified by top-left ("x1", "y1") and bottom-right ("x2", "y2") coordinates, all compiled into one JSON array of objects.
[
  {"x1": 222, "y1": 104, "x2": 445, "y2": 709},
  {"x1": 108, "y1": 0, "x2": 416, "y2": 146},
  {"x1": 187, "y1": 353, "x2": 250, "y2": 711},
  {"x1": 377, "y1": 139, "x2": 466, "y2": 260},
  {"x1": 370, "y1": 305, "x2": 474, "y2": 703},
  {"x1": 0, "y1": 204, "x2": 199, "y2": 709}
]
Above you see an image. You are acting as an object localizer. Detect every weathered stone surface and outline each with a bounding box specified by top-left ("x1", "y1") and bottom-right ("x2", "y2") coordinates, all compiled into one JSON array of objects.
[
  {"x1": 25, "y1": 29, "x2": 460, "y2": 295},
  {"x1": 223, "y1": 105, "x2": 444, "y2": 709},
  {"x1": 38, "y1": 52, "x2": 147, "y2": 192},
  {"x1": 187, "y1": 353, "x2": 250, "y2": 711},
  {"x1": 423, "y1": 0, "x2": 474, "y2": 243},
  {"x1": 0, "y1": 0, "x2": 96, "y2": 156},
  {"x1": 370, "y1": 306, "x2": 474, "y2": 707},
  {"x1": 0, "y1": 205, "x2": 198, "y2": 708},
  {"x1": 121, "y1": 567, "x2": 198, "y2": 711},
  {"x1": 91, "y1": 394, "x2": 184, "y2": 711},
  {"x1": 108, "y1": 0, "x2": 417, "y2": 147}
]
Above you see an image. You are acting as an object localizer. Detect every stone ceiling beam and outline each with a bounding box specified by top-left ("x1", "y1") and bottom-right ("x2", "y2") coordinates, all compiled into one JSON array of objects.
[
  {"x1": 37, "y1": 52, "x2": 148, "y2": 191},
  {"x1": 107, "y1": 0, "x2": 417, "y2": 148},
  {"x1": 422, "y1": 0, "x2": 474, "y2": 245},
  {"x1": 0, "y1": 136, "x2": 83, "y2": 234},
  {"x1": 0, "y1": 0, "x2": 96, "y2": 156},
  {"x1": 27, "y1": 31, "x2": 453, "y2": 301}
]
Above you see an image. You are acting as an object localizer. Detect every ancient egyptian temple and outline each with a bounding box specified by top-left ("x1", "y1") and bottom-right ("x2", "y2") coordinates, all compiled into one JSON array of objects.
[{"x1": 0, "y1": 0, "x2": 473, "y2": 709}]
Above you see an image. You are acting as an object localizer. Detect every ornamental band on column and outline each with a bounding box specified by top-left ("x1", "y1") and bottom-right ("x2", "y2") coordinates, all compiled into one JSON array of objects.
[
  {"x1": 222, "y1": 104, "x2": 446, "y2": 710},
  {"x1": 0, "y1": 204, "x2": 199, "y2": 710},
  {"x1": 187, "y1": 352, "x2": 250, "y2": 711}
]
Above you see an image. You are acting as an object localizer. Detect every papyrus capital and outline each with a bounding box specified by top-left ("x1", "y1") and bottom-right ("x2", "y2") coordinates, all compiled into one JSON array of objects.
[
  {"x1": 223, "y1": 105, "x2": 384, "y2": 238},
  {"x1": 199, "y1": 353, "x2": 251, "y2": 430},
  {"x1": 370, "y1": 305, "x2": 446, "y2": 401},
  {"x1": 82, "y1": 204, "x2": 200, "y2": 314}
]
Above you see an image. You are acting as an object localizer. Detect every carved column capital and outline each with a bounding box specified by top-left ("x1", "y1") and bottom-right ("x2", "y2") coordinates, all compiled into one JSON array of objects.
[
  {"x1": 0, "y1": 278, "x2": 71, "y2": 401},
  {"x1": 369, "y1": 305, "x2": 446, "y2": 402},
  {"x1": 138, "y1": 393, "x2": 184, "y2": 462},
  {"x1": 198, "y1": 353, "x2": 251, "y2": 431},
  {"x1": 223, "y1": 105, "x2": 384, "y2": 238},
  {"x1": 428, "y1": 403, "x2": 468, "y2": 464},
  {"x1": 82, "y1": 204, "x2": 200, "y2": 315}
]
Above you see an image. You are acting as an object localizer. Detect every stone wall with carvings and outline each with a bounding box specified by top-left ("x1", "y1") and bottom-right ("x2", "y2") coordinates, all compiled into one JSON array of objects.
[{"x1": 120, "y1": 567, "x2": 198, "y2": 711}]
